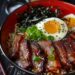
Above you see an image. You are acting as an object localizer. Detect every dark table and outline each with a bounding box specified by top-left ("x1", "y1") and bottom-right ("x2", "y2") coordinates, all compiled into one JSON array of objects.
[{"x1": 0, "y1": 62, "x2": 6, "y2": 75}]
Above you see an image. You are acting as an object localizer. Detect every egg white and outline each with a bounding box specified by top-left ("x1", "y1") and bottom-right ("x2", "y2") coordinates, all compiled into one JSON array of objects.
[
  {"x1": 64, "y1": 14, "x2": 75, "y2": 32},
  {"x1": 36, "y1": 17, "x2": 68, "y2": 41}
]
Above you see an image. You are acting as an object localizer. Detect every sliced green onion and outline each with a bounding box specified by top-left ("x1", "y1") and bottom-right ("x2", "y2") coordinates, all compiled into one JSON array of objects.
[
  {"x1": 33, "y1": 56, "x2": 41, "y2": 62},
  {"x1": 48, "y1": 46, "x2": 55, "y2": 61},
  {"x1": 48, "y1": 54, "x2": 55, "y2": 61},
  {"x1": 26, "y1": 25, "x2": 47, "y2": 40},
  {"x1": 50, "y1": 47, "x2": 55, "y2": 53},
  {"x1": 48, "y1": 35, "x2": 54, "y2": 41}
]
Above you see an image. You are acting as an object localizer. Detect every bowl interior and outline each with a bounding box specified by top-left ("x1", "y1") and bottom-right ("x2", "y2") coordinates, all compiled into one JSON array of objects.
[{"x1": 1, "y1": 0, "x2": 75, "y2": 61}]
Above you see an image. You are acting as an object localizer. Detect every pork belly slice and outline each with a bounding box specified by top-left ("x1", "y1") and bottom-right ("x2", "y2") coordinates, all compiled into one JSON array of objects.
[
  {"x1": 9, "y1": 33, "x2": 24, "y2": 60},
  {"x1": 38, "y1": 41, "x2": 61, "y2": 74},
  {"x1": 66, "y1": 35, "x2": 75, "y2": 51},
  {"x1": 31, "y1": 42, "x2": 47, "y2": 73},
  {"x1": 65, "y1": 36, "x2": 75, "y2": 69},
  {"x1": 53, "y1": 41, "x2": 71, "y2": 71},
  {"x1": 17, "y1": 40, "x2": 33, "y2": 70},
  {"x1": 9, "y1": 33, "x2": 33, "y2": 69},
  {"x1": 62, "y1": 40, "x2": 75, "y2": 66},
  {"x1": 70, "y1": 32, "x2": 75, "y2": 40},
  {"x1": 71, "y1": 42, "x2": 75, "y2": 51},
  {"x1": 69, "y1": 32, "x2": 75, "y2": 52}
]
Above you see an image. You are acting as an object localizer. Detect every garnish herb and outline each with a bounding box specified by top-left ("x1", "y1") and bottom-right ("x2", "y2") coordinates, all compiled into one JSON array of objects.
[
  {"x1": 48, "y1": 47, "x2": 55, "y2": 61},
  {"x1": 48, "y1": 35, "x2": 54, "y2": 41},
  {"x1": 26, "y1": 25, "x2": 47, "y2": 40},
  {"x1": 33, "y1": 56, "x2": 41, "y2": 62}
]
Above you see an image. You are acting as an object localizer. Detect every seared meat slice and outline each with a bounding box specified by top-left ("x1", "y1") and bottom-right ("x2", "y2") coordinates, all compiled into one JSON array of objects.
[
  {"x1": 53, "y1": 41, "x2": 71, "y2": 71},
  {"x1": 31, "y1": 42, "x2": 47, "y2": 73},
  {"x1": 38, "y1": 41, "x2": 52, "y2": 56},
  {"x1": 17, "y1": 40, "x2": 33, "y2": 70},
  {"x1": 69, "y1": 32, "x2": 75, "y2": 52},
  {"x1": 70, "y1": 32, "x2": 75, "y2": 40},
  {"x1": 63, "y1": 40, "x2": 75, "y2": 66},
  {"x1": 65, "y1": 35, "x2": 75, "y2": 51},
  {"x1": 9, "y1": 33, "x2": 24, "y2": 59},
  {"x1": 38, "y1": 41, "x2": 61, "y2": 74},
  {"x1": 31, "y1": 42, "x2": 40, "y2": 56},
  {"x1": 71, "y1": 42, "x2": 75, "y2": 51}
]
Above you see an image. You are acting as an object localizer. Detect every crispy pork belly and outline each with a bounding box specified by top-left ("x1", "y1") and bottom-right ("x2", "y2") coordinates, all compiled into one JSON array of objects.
[
  {"x1": 70, "y1": 32, "x2": 75, "y2": 40},
  {"x1": 71, "y1": 42, "x2": 75, "y2": 51},
  {"x1": 63, "y1": 40, "x2": 75, "y2": 66},
  {"x1": 17, "y1": 40, "x2": 33, "y2": 69},
  {"x1": 38, "y1": 41, "x2": 61, "y2": 74},
  {"x1": 31, "y1": 42, "x2": 47, "y2": 73},
  {"x1": 9, "y1": 33, "x2": 24, "y2": 59},
  {"x1": 65, "y1": 35, "x2": 75, "y2": 51},
  {"x1": 38, "y1": 41, "x2": 52, "y2": 56},
  {"x1": 53, "y1": 41, "x2": 71, "y2": 71}
]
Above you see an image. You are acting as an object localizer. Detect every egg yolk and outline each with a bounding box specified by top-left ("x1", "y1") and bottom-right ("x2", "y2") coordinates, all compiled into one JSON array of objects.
[
  {"x1": 44, "y1": 20, "x2": 60, "y2": 34},
  {"x1": 65, "y1": 18, "x2": 75, "y2": 28}
]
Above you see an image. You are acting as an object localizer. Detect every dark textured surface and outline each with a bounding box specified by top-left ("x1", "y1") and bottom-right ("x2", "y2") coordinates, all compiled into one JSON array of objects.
[
  {"x1": 0, "y1": 0, "x2": 7, "y2": 27},
  {"x1": 0, "y1": 0, "x2": 27, "y2": 27},
  {"x1": 0, "y1": 63, "x2": 5, "y2": 75}
]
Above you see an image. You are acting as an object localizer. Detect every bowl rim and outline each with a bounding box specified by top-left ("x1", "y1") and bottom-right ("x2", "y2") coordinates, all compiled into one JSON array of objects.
[{"x1": 1, "y1": 0, "x2": 75, "y2": 75}]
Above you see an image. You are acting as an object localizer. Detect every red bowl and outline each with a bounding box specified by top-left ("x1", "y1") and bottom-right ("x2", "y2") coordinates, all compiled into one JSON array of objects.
[{"x1": 1, "y1": 0, "x2": 75, "y2": 75}]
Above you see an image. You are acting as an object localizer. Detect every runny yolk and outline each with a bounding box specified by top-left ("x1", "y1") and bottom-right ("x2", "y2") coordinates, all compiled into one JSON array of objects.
[
  {"x1": 65, "y1": 18, "x2": 75, "y2": 28},
  {"x1": 44, "y1": 20, "x2": 60, "y2": 34}
]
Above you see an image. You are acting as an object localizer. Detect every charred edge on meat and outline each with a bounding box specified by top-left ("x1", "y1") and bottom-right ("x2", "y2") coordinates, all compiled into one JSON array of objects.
[
  {"x1": 32, "y1": 41, "x2": 48, "y2": 73},
  {"x1": 26, "y1": 40, "x2": 33, "y2": 70},
  {"x1": 53, "y1": 41, "x2": 71, "y2": 72}
]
